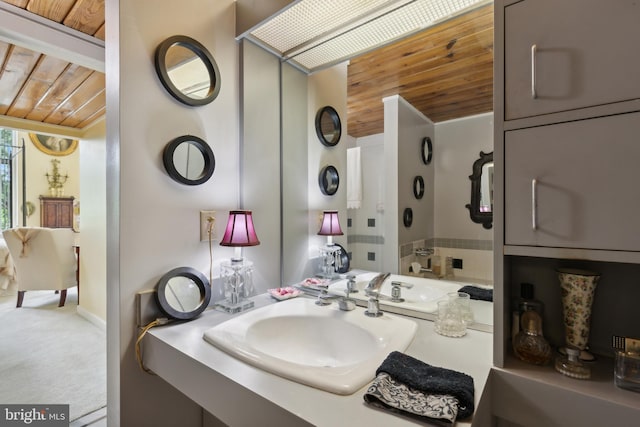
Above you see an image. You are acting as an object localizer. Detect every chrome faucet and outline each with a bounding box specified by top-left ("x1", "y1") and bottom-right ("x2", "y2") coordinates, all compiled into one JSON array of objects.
[
  {"x1": 364, "y1": 272, "x2": 390, "y2": 295},
  {"x1": 364, "y1": 272, "x2": 390, "y2": 317},
  {"x1": 315, "y1": 287, "x2": 356, "y2": 311}
]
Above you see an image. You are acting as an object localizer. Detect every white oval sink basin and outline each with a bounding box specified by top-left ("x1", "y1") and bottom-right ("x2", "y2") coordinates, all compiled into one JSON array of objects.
[{"x1": 203, "y1": 297, "x2": 417, "y2": 395}]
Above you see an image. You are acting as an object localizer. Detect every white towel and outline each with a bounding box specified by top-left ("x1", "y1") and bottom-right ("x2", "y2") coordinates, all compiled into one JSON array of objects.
[{"x1": 347, "y1": 147, "x2": 362, "y2": 209}]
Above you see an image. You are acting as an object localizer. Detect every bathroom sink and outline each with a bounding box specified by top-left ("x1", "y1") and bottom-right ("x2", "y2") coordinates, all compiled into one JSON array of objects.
[{"x1": 202, "y1": 297, "x2": 417, "y2": 395}]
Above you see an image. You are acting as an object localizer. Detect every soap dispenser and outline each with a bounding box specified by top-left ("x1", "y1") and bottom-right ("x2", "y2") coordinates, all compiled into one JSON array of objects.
[{"x1": 431, "y1": 250, "x2": 442, "y2": 277}]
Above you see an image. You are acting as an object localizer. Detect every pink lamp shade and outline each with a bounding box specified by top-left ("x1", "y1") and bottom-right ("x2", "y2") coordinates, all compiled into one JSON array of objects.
[
  {"x1": 318, "y1": 210, "x2": 344, "y2": 236},
  {"x1": 220, "y1": 210, "x2": 260, "y2": 247}
]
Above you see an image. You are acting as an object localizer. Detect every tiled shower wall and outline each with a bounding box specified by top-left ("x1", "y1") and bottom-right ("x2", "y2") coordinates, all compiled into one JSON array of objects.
[{"x1": 400, "y1": 238, "x2": 493, "y2": 283}]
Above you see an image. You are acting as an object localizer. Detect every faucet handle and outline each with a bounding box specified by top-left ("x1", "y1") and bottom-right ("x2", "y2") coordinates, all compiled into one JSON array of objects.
[
  {"x1": 391, "y1": 281, "x2": 413, "y2": 289},
  {"x1": 364, "y1": 294, "x2": 383, "y2": 317},
  {"x1": 346, "y1": 275, "x2": 358, "y2": 294},
  {"x1": 315, "y1": 288, "x2": 332, "y2": 306}
]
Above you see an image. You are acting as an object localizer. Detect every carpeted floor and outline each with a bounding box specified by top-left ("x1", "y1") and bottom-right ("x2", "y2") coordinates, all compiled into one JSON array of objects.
[{"x1": 0, "y1": 288, "x2": 106, "y2": 421}]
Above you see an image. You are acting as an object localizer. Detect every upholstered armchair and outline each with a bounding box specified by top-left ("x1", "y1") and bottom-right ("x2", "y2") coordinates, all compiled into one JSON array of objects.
[{"x1": 2, "y1": 227, "x2": 77, "y2": 308}]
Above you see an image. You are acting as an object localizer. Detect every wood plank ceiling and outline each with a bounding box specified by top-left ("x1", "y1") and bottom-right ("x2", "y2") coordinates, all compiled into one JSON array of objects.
[
  {"x1": 0, "y1": 0, "x2": 105, "y2": 130},
  {"x1": 347, "y1": 3, "x2": 494, "y2": 138},
  {"x1": 0, "y1": 1, "x2": 493, "y2": 136}
]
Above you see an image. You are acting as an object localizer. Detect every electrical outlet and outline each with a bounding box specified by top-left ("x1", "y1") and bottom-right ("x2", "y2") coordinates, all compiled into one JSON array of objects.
[
  {"x1": 200, "y1": 210, "x2": 217, "y2": 242},
  {"x1": 135, "y1": 289, "x2": 161, "y2": 328}
]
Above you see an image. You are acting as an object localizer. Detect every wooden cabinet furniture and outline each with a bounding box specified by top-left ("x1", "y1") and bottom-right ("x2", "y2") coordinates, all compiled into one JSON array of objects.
[
  {"x1": 493, "y1": 0, "x2": 640, "y2": 425},
  {"x1": 40, "y1": 196, "x2": 74, "y2": 228}
]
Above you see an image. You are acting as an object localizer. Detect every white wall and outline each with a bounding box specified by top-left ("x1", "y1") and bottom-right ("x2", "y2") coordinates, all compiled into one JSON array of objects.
[
  {"x1": 434, "y1": 112, "x2": 493, "y2": 240},
  {"x1": 433, "y1": 112, "x2": 494, "y2": 281},
  {"x1": 107, "y1": 0, "x2": 239, "y2": 425},
  {"x1": 79, "y1": 121, "x2": 106, "y2": 322}
]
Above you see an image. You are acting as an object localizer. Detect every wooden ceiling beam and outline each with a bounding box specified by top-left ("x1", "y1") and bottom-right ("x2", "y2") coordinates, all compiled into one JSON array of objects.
[{"x1": 0, "y1": 1, "x2": 104, "y2": 72}]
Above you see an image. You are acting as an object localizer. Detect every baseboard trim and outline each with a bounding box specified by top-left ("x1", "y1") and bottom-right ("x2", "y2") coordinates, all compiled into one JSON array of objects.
[{"x1": 78, "y1": 305, "x2": 106, "y2": 331}]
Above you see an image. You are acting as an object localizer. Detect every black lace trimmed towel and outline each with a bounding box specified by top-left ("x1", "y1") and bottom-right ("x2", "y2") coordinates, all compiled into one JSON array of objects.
[
  {"x1": 364, "y1": 351, "x2": 475, "y2": 424},
  {"x1": 458, "y1": 285, "x2": 493, "y2": 302}
]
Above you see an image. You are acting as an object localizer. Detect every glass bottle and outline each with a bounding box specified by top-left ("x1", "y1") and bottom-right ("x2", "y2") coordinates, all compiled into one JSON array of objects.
[
  {"x1": 512, "y1": 282, "x2": 544, "y2": 342},
  {"x1": 513, "y1": 309, "x2": 552, "y2": 365}
]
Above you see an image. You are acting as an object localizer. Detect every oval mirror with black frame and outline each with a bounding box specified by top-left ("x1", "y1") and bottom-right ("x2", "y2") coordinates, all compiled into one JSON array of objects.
[
  {"x1": 155, "y1": 266, "x2": 211, "y2": 320},
  {"x1": 163, "y1": 135, "x2": 215, "y2": 185},
  {"x1": 403, "y1": 207, "x2": 413, "y2": 227},
  {"x1": 335, "y1": 243, "x2": 350, "y2": 274},
  {"x1": 315, "y1": 106, "x2": 342, "y2": 146},
  {"x1": 413, "y1": 176, "x2": 425, "y2": 199},
  {"x1": 465, "y1": 151, "x2": 493, "y2": 229},
  {"x1": 154, "y1": 35, "x2": 221, "y2": 106},
  {"x1": 421, "y1": 137, "x2": 433, "y2": 165},
  {"x1": 319, "y1": 165, "x2": 339, "y2": 195}
]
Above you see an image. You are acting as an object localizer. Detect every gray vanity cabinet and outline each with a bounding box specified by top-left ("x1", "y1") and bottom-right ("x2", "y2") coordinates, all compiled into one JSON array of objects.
[
  {"x1": 504, "y1": 111, "x2": 640, "y2": 252},
  {"x1": 491, "y1": 0, "x2": 640, "y2": 425},
  {"x1": 504, "y1": 0, "x2": 640, "y2": 121}
]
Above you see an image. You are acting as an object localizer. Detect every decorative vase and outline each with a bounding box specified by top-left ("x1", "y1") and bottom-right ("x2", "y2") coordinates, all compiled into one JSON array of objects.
[{"x1": 557, "y1": 268, "x2": 600, "y2": 361}]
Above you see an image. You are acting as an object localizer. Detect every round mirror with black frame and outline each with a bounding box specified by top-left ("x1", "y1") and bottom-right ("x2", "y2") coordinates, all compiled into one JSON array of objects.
[
  {"x1": 319, "y1": 165, "x2": 339, "y2": 195},
  {"x1": 154, "y1": 35, "x2": 221, "y2": 106},
  {"x1": 315, "y1": 106, "x2": 342, "y2": 146},
  {"x1": 421, "y1": 137, "x2": 433, "y2": 165},
  {"x1": 163, "y1": 135, "x2": 215, "y2": 185},
  {"x1": 156, "y1": 267, "x2": 211, "y2": 320},
  {"x1": 403, "y1": 207, "x2": 413, "y2": 227},
  {"x1": 413, "y1": 176, "x2": 425, "y2": 199}
]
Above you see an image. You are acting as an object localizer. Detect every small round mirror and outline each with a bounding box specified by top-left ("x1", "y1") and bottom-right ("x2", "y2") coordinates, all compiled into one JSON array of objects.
[
  {"x1": 319, "y1": 165, "x2": 339, "y2": 195},
  {"x1": 421, "y1": 137, "x2": 433, "y2": 165},
  {"x1": 155, "y1": 35, "x2": 221, "y2": 106},
  {"x1": 413, "y1": 176, "x2": 425, "y2": 199},
  {"x1": 403, "y1": 207, "x2": 413, "y2": 227},
  {"x1": 163, "y1": 135, "x2": 215, "y2": 185},
  {"x1": 315, "y1": 106, "x2": 341, "y2": 146},
  {"x1": 156, "y1": 267, "x2": 211, "y2": 320}
]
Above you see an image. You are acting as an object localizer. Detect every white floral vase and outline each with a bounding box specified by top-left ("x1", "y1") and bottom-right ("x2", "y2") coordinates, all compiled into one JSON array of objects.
[{"x1": 557, "y1": 268, "x2": 600, "y2": 360}]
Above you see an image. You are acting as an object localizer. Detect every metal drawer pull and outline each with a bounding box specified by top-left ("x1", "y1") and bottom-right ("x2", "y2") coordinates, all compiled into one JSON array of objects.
[
  {"x1": 531, "y1": 44, "x2": 538, "y2": 99},
  {"x1": 531, "y1": 178, "x2": 538, "y2": 230}
]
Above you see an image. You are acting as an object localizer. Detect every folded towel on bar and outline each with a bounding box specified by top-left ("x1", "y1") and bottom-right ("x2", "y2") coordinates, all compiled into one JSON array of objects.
[
  {"x1": 347, "y1": 147, "x2": 362, "y2": 209},
  {"x1": 364, "y1": 351, "x2": 475, "y2": 424},
  {"x1": 458, "y1": 285, "x2": 493, "y2": 302}
]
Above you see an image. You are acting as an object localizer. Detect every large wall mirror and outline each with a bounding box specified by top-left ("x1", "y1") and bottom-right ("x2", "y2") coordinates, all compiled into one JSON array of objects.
[
  {"x1": 154, "y1": 35, "x2": 221, "y2": 106},
  {"x1": 465, "y1": 151, "x2": 493, "y2": 229},
  {"x1": 163, "y1": 135, "x2": 215, "y2": 185}
]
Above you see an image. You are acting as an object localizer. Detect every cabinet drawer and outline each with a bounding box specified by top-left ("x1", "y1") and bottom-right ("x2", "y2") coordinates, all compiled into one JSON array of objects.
[
  {"x1": 505, "y1": 112, "x2": 640, "y2": 251},
  {"x1": 504, "y1": 0, "x2": 640, "y2": 121}
]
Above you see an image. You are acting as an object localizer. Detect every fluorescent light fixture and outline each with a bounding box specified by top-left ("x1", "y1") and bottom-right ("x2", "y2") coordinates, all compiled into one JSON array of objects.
[{"x1": 242, "y1": 0, "x2": 492, "y2": 73}]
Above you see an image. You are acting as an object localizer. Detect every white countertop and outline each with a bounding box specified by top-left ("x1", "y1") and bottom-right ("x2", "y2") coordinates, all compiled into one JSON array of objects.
[{"x1": 146, "y1": 294, "x2": 493, "y2": 426}]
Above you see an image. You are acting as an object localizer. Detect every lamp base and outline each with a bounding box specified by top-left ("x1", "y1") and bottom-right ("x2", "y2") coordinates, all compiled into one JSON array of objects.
[{"x1": 216, "y1": 298, "x2": 255, "y2": 314}]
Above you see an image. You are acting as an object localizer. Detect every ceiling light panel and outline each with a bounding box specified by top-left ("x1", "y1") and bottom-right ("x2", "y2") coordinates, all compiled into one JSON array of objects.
[
  {"x1": 249, "y1": 0, "x2": 398, "y2": 54},
  {"x1": 246, "y1": 0, "x2": 491, "y2": 73}
]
